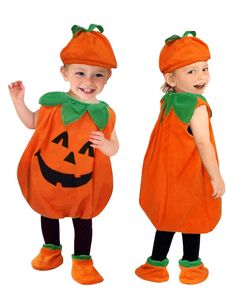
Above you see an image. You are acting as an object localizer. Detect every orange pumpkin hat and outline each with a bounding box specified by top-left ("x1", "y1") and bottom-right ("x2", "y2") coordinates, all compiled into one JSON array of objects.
[
  {"x1": 60, "y1": 24, "x2": 117, "y2": 69},
  {"x1": 159, "y1": 31, "x2": 210, "y2": 73}
]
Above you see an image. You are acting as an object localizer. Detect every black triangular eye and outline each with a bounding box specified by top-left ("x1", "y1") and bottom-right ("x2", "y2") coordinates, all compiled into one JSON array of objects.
[
  {"x1": 64, "y1": 152, "x2": 76, "y2": 164},
  {"x1": 79, "y1": 141, "x2": 94, "y2": 157},
  {"x1": 52, "y1": 131, "x2": 68, "y2": 148}
]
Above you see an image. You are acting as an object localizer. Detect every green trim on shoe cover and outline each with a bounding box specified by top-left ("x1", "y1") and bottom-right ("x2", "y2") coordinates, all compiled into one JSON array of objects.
[
  {"x1": 147, "y1": 257, "x2": 169, "y2": 267},
  {"x1": 179, "y1": 258, "x2": 202, "y2": 268},
  {"x1": 43, "y1": 244, "x2": 62, "y2": 250},
  {"x1": 72, "y1": 254, "x2": 91, "y2": 260}
]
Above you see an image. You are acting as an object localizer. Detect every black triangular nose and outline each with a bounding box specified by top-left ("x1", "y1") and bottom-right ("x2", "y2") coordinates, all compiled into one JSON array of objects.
[{"x1": 64, "y1": 152, "x2": 76, "y2": 164}]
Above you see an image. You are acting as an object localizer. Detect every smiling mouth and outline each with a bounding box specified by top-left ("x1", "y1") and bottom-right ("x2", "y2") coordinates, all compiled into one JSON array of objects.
[
  {"x1": 79, "y1": 88, "x2": 96, "y2": 94},
  {"x1": 35, "y1": 150, "x2": 92, "y2": 188},
  {"x1": 193, "y1": 84, "x2": 206, "y2": 90}
]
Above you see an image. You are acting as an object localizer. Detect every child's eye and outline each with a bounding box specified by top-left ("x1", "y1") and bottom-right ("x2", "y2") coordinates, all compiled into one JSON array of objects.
[
  {"x1": 187, "y1": 70, "x2": 196, "y2": 75},
  {"x1": 95, "y1": 73, "x2": 104, "y2": 78},
  {"x1": 203, "y1": 67, "x2": 209, "y2": 72},
  {"x1": 75, "y1": 71, "x2": 85, "y2": 76}
]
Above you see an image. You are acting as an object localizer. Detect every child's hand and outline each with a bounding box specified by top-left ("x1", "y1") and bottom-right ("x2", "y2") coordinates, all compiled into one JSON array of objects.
[
  {"x1": 89, "y1": 130, "x2": 119, "y2": 156},
  {"x1": 8, "y1": 81, "x2": 25, "y2": 104},
  {"x1": 211, "y1": 177, "x2": 225, "y2": 198},
  {"x1": 89, "y1": 131, "x2": 106, "y2": 149}
]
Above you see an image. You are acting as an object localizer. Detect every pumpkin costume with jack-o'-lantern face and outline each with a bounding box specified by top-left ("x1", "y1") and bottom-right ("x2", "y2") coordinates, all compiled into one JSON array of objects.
[
  {"x1": 17, "y1": 24, "x2": 117, "y2": 219},
  {"x1": 18, "y1": 92, "x2": 116, "y2": 219}
]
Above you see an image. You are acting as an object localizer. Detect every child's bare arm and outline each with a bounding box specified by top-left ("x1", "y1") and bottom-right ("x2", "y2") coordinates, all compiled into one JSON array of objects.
[
  {"x1": 8, "y1": 81, "x2": 39, "y2": 129},
  {"x1": 89, "y1": 130, "x2": 119, "y2": 157},
  {"x1": 190, "y1": 105, "x2": 225, "y2": 198}
]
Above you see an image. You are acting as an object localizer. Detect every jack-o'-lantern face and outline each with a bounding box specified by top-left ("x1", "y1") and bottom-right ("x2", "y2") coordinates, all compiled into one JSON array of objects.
[{"x1": 35, "y1": 131, "x2": 94, "y2": 188}]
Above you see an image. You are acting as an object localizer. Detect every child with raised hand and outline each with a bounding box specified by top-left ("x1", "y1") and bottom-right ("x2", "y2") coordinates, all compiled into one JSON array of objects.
[
  {"x1": 9, "y1": 24, "x2": 118, "y2": 285},
  {"x1": 135, "y1": 31, "x2": 224, "y2": 285}
]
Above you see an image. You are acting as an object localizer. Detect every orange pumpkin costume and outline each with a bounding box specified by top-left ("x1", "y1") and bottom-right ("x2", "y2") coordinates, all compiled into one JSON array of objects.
[
  {"x1": 139, "y1": 92, "x2": 221, "y2": 233},
  {"x1": 17, "y1": 24, "x2": 117, "y2": 285},
  {"x1": 18, "y1": 92, "x2": 116, "y2": 219},
  {"x1": 136, "y1": 31, "x2": 221, "y2": 285}
]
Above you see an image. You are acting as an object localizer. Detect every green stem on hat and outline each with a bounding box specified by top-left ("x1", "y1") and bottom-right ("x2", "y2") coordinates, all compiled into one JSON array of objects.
[
  {"x1": 165, "y1": 34, "x2": 181, "y2": 44},
  {"x1": 71, "y1": 25, "x2": 87, "y2": 36},
  {"x1": 88, "y1": 24, "x2": 104, "y2": 33},
  {"x1": 72, "y1": 24, "x2": 104, "y2": 37},
  {"x1": 165, "y1": 31, "x2": 196, "y2": 45},
  {"x1": 183, "y1": 31, "x2": 196, "y2": 37}
]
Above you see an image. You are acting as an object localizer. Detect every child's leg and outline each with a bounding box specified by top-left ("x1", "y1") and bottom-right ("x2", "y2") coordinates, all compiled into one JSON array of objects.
[
  {"x1": 71, "y1": 218, "x2": 103, "y2": 285},
  {"x1": 31, "y1": 216, "x2": 62, "y2": 270},
  {"x1": 135, "y1": 231, "x2": 174, "y2": 282},
  {"x1": 151, "y1": 230, "x2": 175, "y2": 260},
  {"x1": 179, "y1": 233, "x2": 208, "y2": 284},
  {"x1": 72, "y1": 218, "x2": 92, "y2": 255},
  {"x1": 182, "y1": 233, "x2": 200, "y2": 261},
  {"x1": 41, "y1": 215, "x2": 60, "y2": 246}
]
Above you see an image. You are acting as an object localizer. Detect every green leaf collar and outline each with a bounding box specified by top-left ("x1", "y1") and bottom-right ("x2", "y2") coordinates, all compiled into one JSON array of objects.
[
  {"x1": 161, "y1": 92, "x2": 210, "y2": 124},
  {"x1": 39, "y1": 92, "x2": 109, "y2": 130}
]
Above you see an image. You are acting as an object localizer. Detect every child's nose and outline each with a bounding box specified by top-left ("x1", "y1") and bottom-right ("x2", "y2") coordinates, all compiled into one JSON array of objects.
[
  {"x1": 83, "y1": 76, "x2": 93, "y2": 84},
  {"x1": 198, "y1": 73, "x2": 208, "y2": 81}
]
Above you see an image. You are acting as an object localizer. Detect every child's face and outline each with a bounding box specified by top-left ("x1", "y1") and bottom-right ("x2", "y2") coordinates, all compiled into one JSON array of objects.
[
  {"x1": 165, "y1": 61, "x2": 210, "y2": 94},
  {"x1": 61, "y1": 64, "x2": 111, "y2": 103}
]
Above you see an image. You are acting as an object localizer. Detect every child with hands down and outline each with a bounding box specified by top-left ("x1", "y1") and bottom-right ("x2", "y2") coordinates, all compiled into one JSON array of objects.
[{"x1": 135, "y1": 31, "x2": 224, "y2": 285}]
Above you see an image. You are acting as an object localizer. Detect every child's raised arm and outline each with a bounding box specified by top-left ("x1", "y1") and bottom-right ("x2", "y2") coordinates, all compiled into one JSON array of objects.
[
  {"x1": 190, "y1": 105, "x2": 225, "y2": 198},
  {"x1": 8, "y1": 81, "x2": 39, "y2": 129}
]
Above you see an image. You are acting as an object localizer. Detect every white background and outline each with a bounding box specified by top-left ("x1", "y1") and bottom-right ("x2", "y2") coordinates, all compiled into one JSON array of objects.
[{"x1": 1, "y1": 0, "x2": 234, "y2": 305}]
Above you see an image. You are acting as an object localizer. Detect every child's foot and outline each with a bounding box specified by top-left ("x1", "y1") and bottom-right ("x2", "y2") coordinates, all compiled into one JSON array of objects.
[
  {"x1": 71, "y1": 255, "x2": 104, "y2": 285},
  {"x1": 31, "y1": 244, "x2": 63, "y2": 271},
  {"x1": 135, "y1": 257, "x2": 169, "y2": 282},
  {"x1": 179, "y1": 259, "x2": 209, "y2": 284}
]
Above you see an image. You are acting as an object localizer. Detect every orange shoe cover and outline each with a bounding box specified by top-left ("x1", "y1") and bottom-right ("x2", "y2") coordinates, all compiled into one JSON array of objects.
[
  {"x1": 135, "y1": 257, "x2": 169, "y2": 283},
  {"x1": 179, "y1": 259, "x2": 209, "y2": 284},
  {"x1": 31, "y1": 244, "x2": 63, "y2": 271},
  {"x1": 71, "y1": 255, "x2": 104, "y2": 285}
]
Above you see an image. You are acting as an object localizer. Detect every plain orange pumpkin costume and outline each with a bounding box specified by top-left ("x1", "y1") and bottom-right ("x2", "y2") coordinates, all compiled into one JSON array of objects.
[
  {"x1": 135, "y1": 31, "x2": 222, "y2": 285},
  {"x1": 16, "y1": 24, "x2": 117, "y2": 285},
  {"x1": 139, "y1": 93, "x2": 221, "y2": 233}
]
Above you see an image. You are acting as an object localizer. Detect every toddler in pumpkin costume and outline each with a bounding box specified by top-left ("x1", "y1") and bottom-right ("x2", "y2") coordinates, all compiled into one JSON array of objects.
[
  {"x1": 135, "y1": 31, "x2": 224, "y2": 284},
  {"x1": 9, "y1": 24, "x2": 118, "y2": 285}
]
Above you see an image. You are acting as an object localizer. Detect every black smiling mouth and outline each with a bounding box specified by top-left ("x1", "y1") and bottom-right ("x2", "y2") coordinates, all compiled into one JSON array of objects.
[{"x1": 35, "y1": 150, "x2": 92, "y2": 188}]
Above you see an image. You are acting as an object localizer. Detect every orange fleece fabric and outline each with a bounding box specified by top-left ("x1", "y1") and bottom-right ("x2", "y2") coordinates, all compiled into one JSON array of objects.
[
  {"x1": 18, "y1": 96, "x2": 116, "y2": 219},
  {"x1": 159, "y1": 31, "x2": 210, "y2": 73},
  {"x1": 139, "y1": 94, "x2": 221, "y2": 233},
  {"x1": 72, "y1": 258, "x2": 103, "y2": 285},
  {"x1": 60, "y1": 24, "x2": 117, "y2": 68}
]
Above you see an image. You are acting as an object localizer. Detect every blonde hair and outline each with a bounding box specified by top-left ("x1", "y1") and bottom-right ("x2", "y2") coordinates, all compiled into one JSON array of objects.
[{"x1": 160, "y1": 82, "x2": 175, "y2": 93}]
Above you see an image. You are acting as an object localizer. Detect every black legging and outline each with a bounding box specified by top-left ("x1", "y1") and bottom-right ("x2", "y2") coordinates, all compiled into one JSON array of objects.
[
  {"x1": 41, "y1": 216, "x2": 92, "y2": 256},
  {"x1": 151, "y1": 230, "x2": 200, "y2": 262}
]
